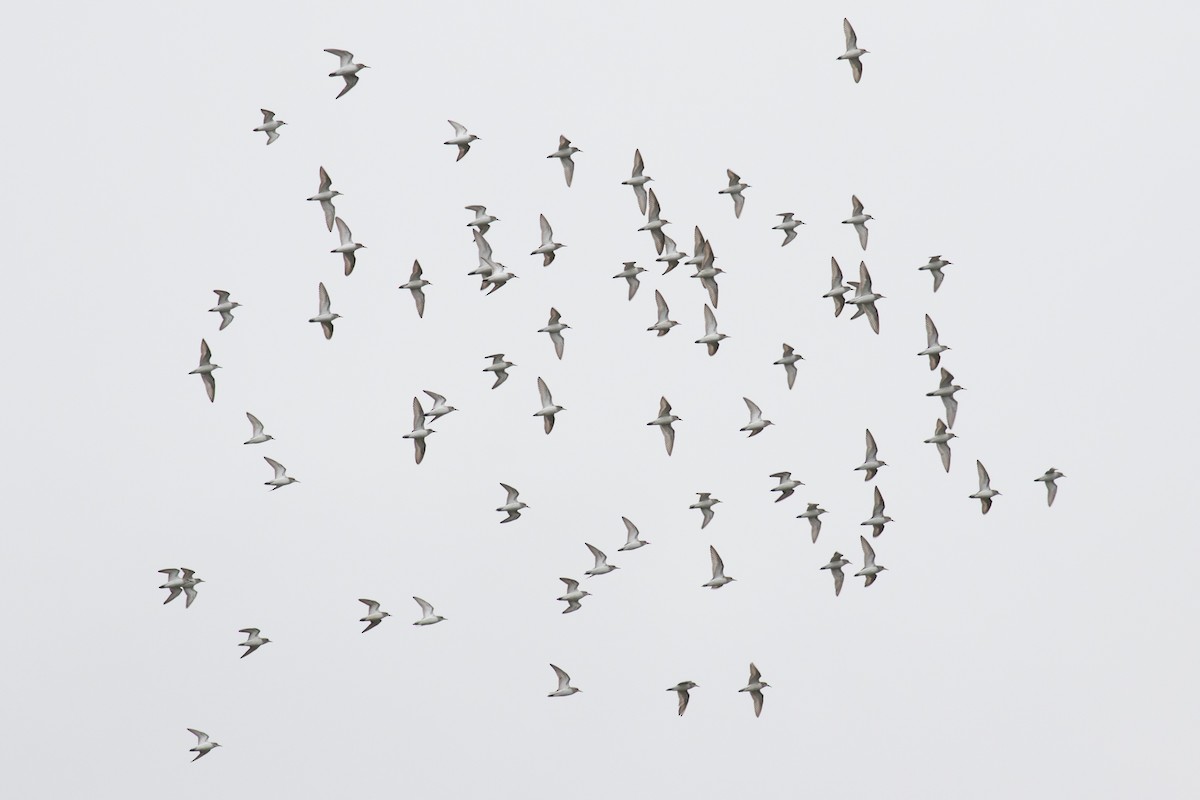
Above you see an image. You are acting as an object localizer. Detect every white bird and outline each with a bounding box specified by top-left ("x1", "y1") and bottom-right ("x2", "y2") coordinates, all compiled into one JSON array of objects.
[
  {"x1": 618, "y1": 517, "x2": 650, "y2": 551},
  {"x1": 924, "y1": 419, "x2": 957, "y2": 473},
  {"x1": 263, "y1": 457, "x2": 298, "y2": 490},
  {"x1": 926, "y1": 368, "x2": 966, "y2": 428},
  {"x1": 208, "y1": 290, "x2": 241, "y2": 331},
  {"x1": 970, "y1": 461, "x2": 1001, "y2": 514},
  {"x1": 481, "y1": 261, "x2": 519, "y2": 295},
  {"x1": 308, "y1": 282, "x2": 340, "y2": 340},
  {"x1": 402, "y1": 397, "x2": 435, "y2": 464},
  {"x1": 467, "y1": 229, "x2": 497, "y2": 283},
  {"x1": 189, "y1": 339, "x2": 220, "y2": 402},
  {"x1": 613, "y1": 261, "x2": 646, "y2": 300},
  {"x1": 331, "y1": 217, "x2": 365, "y2": 276},
  {"x1": 483, "y1": 354, "x2": 515, "y2": 389},
  {"x1": 538, "y1": 308, "x2": 570, "y2": 359},
  {"x1": 534, "y1": 377, "x2": 564, "y2": 434},
  {"x1": 548, "y1": 663, "x2": 581, "y2": 695},
  {"x1": 584, "y1": 543, "x2": 619, "y2": 577},
  {"x1": 497, "y1": 483, "x2": 528, "y2": 523},
  {"x1": 797, "y1": 503, "x2": 828, "y2": 543},
  {"x1": 647, "y1": 396, "x2": 681, "y2": 456},
  {"x1": 159, "y1": 568, "x2": 203, "y2": 607},
  {"x1": 773, "y1": 213, "x2": 805, "y2": 246},
  {"x1": 740, "y1": 397, "x2": 774, "y2": 437},
  {"x1": 820, "y1": 551, "x2": 851, "y2": 596},
  {"x1": 919, "y1": 314, "x2": 951, "y2": 370},
  {"x1": 412, "y1": 596, "x2": 446, "y2": 625},
  {"x1": 547, "y1": 135, "x2": 581, "y2": 187},
  {"x1": 703, "y1": 545, "x2": 736, "y2": 589},
  {"x1": 845, "y1": 261, "x2": 884, "y2": 334},
  {"x1": 252, "y1": 109, "x2": 285, "y2": 144},
  {"x1": 695, "y1": 304, "x2": 728, "y2": 356},
  {"x1": 769, "y1": 472, "x2": 804, "y2": 503},
  {"x1": 656, "y1": 235, "x2": 687, "y2": 274},
  {"x1": 739, "y1": 663, "x2": 769, "y2": 717},
  {"x1": 667, "y1": 681, "x2": 698, "y2": 716},
  {"x1": 1035, "y1": 468, "x2": 1066, "y2": 507},
  {"x1": 860, "y1": 486, "x2": 892, "y2": 537},
  {"x1": 422, "y1": 390, "x2": 457, "y2": 420},
  {"x1": 718, "y1": 170, "x2": 750, "y2": 218},
  {"x1": 237, "y1": 628, "x2": 271, "y2": 658},
  {"x1": 325, "y1": 48, "x2": 369, "y2": 98},
  {"x1": 647, "y1": 290, "x2": 679, "y2": 337},
  {"x1": 823, "y1": 257, "x2": 852, "y2": 317},
  {"x1": 690, "y1": 492, "x2": 722, "y2": 529},
  {"x1": 358, "y1": 598, "x2": 390, "y2": 633},
  {"x1": 920, "y1": 255, "x2": 952, "y2": 292},
  {"x1": 638, "y1": 189, "x2": 670, "y2": 254},
  {"x1": 465, "y1": 205, "x2": 499, "y2": 236},
  {"x1": 774, "y1": 344, "x2": 804, "y2": 389},
  {"x1": 842, "y1": 195, "x2": 873, "y2": 250},
  {"x1": 306, "y1": 166, "x2": 341, "y2": 231},
  {"x1": 855, "y1": 535, "x2": 887, "y2": 587},
  {"x1": 622, "y1": 149, "x2": 653, "y2": 214},
  {"x1": 856, "y1": 429, "x2": 887, "y2": 481},
  {"x1": 690, "y1": 241, "x2": 724, "y2": 307},
  {"x1": 684, "y1": 226, "x2": 707, "y2": 270},
  {"x1": 444, "y1": 120, "x2": 479, "y2": 161},
  {"x1": 398, "y1": 260, "x2": 431, "y2": 318},
  {"x1": 243, "y1": 412, "x2": 273, "y2": 445},
  {"x1": 556, "y1": 579, "x2": 591, "y2": 614},
  {"x1": 838, "y1": 18, "x2": 869, "y2": 83},
  {"x1": 531, "y1": 214, "x2": 565, "y2": 266},
  {"x1": 187, "y1": 729, "x2": 221, "y2": 761}
]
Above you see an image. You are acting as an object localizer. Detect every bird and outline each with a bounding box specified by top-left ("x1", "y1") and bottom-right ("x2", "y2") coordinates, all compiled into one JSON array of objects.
[
  {"x1": 208, "y1": 290, "x2": 241, "y2": 331},
  {"x1": 531, "y1": 214, "x2": 565, "y2": 266},
  {"x1": 308, "y1": 282, "x2": 340, "y2": 340},
  {"x1": 324, "y1": 48, "x2": 369, "y2": 98},
  {"x1": 468, "y1": 230, "x2": 498, "y2": 282},
  {"x1": 842, "y1": 195, "x2": 873, "y2": 250},
  {"x1": 970, "y1": 461, "x2": 1001, "y2": 514},
  {"x1": 237, "y1": 628, "x2": 271, "y2": 658},
  {"x1": 919, "y1": 315, "x2": 951, "y2": 370},
  {"x1": 402, "y1": 397, "x2": 435, "y2": 464},
  {"x1": 769, "y1": 472, "x2": 803, "y2": 503},
  {"x1": 622, "y1": 149, "x2": 653, "y2": 214},
  {"x1": 703, "y1": 545, "x2": 736, "y2": 589},
  {"x1": 690, "y1": 241, "x2": 724, "y2": 307},
  {"x1": 690, "y1": 492, "x2": 722, "y2": 529},
  {"x1": 358, "y1": 598, "x2": 390, "y2": 633},
  {"x1": 398, "y1": 261, "x2": 431, "y2": 318},
  {"x1": 695, "y1": 304, "x2": 728, "y2": 356},
  {"x1": 331, "y1": 217, "x2": 365, "y2": 276},
  {"x1": 444, "y1": 120, "x2": 479, "y2": 161},
  {"x1": 159, "y1": 568, "x2": 203, "y2": 607},
  {"x1": 483, "y1": 354, "x2": 514, "y2": 389},
  {"x1": 584, "y1": 543, "x2": 619, "y2": 577},
  {"x1": 739, "y1": 663, "x2": 770, "y2": 717},
  {"x1": 556, "y1": 579, "x2": 590, "y2": 614},
  {"x1": 178, "y1": 569, "x2": 204, "y2": 608},
  {"x1": 855, "y1": 535, "x2": 887, "y2": 587},
  {"x1": 481, "y1": 262, "x2": 519, "y2": 294},
  {"x1": 798, "y1": 503, "x2": 828, "y2": 543},
  {"x1": 187, "y1": 729, "x2": 221, "y2": 761},
  {"x1": 548, "y1": 664, "x2": 581, "y2": 696},
  {"x1": 772, "y1": 213, "x2": 804, "y2": 246},
  {"x1": 538, "y1": 308, "x2": 570, "y2": 359},
  {"x1": 838, "y1": 18, "x2": 869, "y2": 83},
  {"x1": 667, "y1": 681, "x2": 698, "y2": 716},
  {"x1": 534, "y1": 377, "x2": 564, "y2": 434},
  {"x1": 547, "y1": 135, "x2": 581, "y2": 187},
  {"x1": 846, "y1": 261, "x2": 884, "y2": 334},
  {"x1": 638, "y1": 189, "x2": 670, "y2": 254},
  {"x1": 655, "y1": 235, "x2": 687, "y2": 274},
  {"x1": 613, "y1": 262, "x2": 646, "y2": 300},
  {"x1": 497, "y1": 483, "x2": 528, "y2": 523},
  {"x1": 306, "y1": 167, "x2": 341, "y2": 231},
  {"x1": 821, "y1": 552, "x2": 851, "y2": 596},
  {"x1": 647, "y1": 290, "x2": 679, "y2": 336},
  {"x1": 718, "y1": 170, "x2": 750, "y2": 218},
  {"x1": 189, "y1": 339, "x2": 220, "y2": 402},
  {"x1": 774, "y1": 344, "x2": 804, "y2": 389},
  {"x1": 823, "y1": 257, "x2": 852, "y2": 317},
  {"x1": 856, "y1": 429, "x2": 887, "y2": 480},
  {"x1": 252, "y1": 109, "x2": 285, "y2": 144},
  {"x1": 243, "y1": 412, "x2": 273, "y2": 445},
  {"x1": 920, "y1": 255, "x2": 952, "y2": 292},
  {"x1": 647, "y1": 397, "x2": 681, "y2": 456},
  {"x1": 1035, "y1": 468, "x2": 1066, "y2": 507},
  {"x1": 412, "y1": 597, "x2": 446, "y2": 625},
  {"x1": 924, "y1": 419, "x2": 957, "y2": 473},
  {"x1": 618, "y1": 517, "x2": 650, "y2": 551},
  {"x1": 465, "y1": 205, "x2": 499, "y2": 236},
  {"x1": 926, "y1": 368, "x2": 966, "y2": 428},
  {"x1": 860, "y1": 486, "x2": 892, "y2": 537},
  {"x1": 263, "y1": 457, "x2": 298, "y2": 490},
  {"x1": 422, "y1": 390, "x2": 457, "y2": 420},
  {"x1": 684, "y1": 226, "x2": 708, "y2": 270},
  {"x1": 740, "y1": 397, "x2": 774, "y2": 437}
]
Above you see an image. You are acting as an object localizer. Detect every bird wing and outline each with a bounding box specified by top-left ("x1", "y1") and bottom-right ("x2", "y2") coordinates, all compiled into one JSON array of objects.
[
  {"x1": 843, "y1": 18, "x2": 858, "y2": 49},
  {"x1": 864, "y1": 302, "x2": 880, "y2": 334},
  {"x1": 448, "y1": 119, "x2": 468, "y2": 137},
  {"x1": 1047, "y1": 481, "x2": 1058, "y2": 506},
  {"x1": 539, "y1": 214, "x2": 553, "y2": 245},
  {"x1": 318, "y1": 282, "x2": 331, "y2": 314},
  {"x1": 850, "y1": 57, "x2": 863, "y2": 83},
  {"x1": 658, "y1": 397, "x2": 672, "y2": 416},
  {"x1": 335, "y1": 217, "x2": 352, "y2": 246},
  {"x1": 264, "y1": 457, "x2": 286, "y2": 479},
  {"x1": 547, "y1": 307, "x2": 561, "y2": 324},
  {"x1": 198, "y1": 338, "x2": 212, "y2": 366},
  {"x1": 550, "y1": 664, "x2": 571, "y2": 690},
  {"x1": 677, "y1": 689, "x2": 690, "y2": 716},
  {"x1": 749, "y1": 663, "x2": 762, "y2": 683},
  {"x1": 977, "y1": 460, "x2": 991, "y2": 489},
  {"x1": 423, "y1": 390, "x2": 446, "y2": 406},
  {"x1": 411, "y1": 396, "x2": 425, "y2": 429},
  {"x1": 325, "y1": 48, "x2": 353, "y2": 65},
  {"x1": 872, "y1": 486, "x2": 886, "y2": 516},
  {"x1": 317, "y1": 166, "x2": 332, "y2": 193},
  {"x1": 413, "y1": 596, "x2": 435, "y2": 617},
  {"x1": 586, "y1": 543, "x2": 607, "y2": 568},
  {"x1": 188, "y1": 729, "x2": 209, "y2": 744},
  {"x1": 260, "y1": 109, "x2": 275, "y2": 122},
  {"x1": 562, "y1": 156, "x2": 575, "y2": 187},
  {"x1": 655, "y1": 290, "x2": 670, "y2": 321},
  {"x1": 159, "y1": 568, "x2": 180, "y2": 580},
  {"x1": 501, "y1": 483, "x2": 520, "y2": 503},
  {"x1": 709, "y1": 545, "x2": 724, "y2": 578},
  {"x1": 240, "y1": 628, "x2": 260, "y2": 638},
  {"x1": 865, "y1": 428, "x2": 878, "y2": 460},
  {"x1": 633, "y1": 184, "x2": 648, "y2": 215},
  {"x1": 703, "y1": 304, "x2": 717, "y2": 335},
  {"x1": 661, "y1": 423, "x2": 675, "y2": 455},
  {"x1": 335, "y1": 74, "x2": 360, "y2": 98},
  {"x1": 646, "y1": 188, "x2": 661, "y2": 221},
  {"x1": 700, "y1": 507, "x2": 714, "y2": 528},
  {"x1": 558, "y1": 135, "x2": 571, "y2": 149},
  {"x1": 937, "y1": 440, "x2": 952, "y2": 472},
  {"x1": 537, "y1": 377, "x2": 553, "y2": 407},
  {"x1": 246, "y1": 412, "x2": 264, "y2": 436},
  {"x1": 940, "y1": 368, "x2": 954, "y2": 389},
  {"x1": 200, "y1": 372, "x2": 216, "y2": 403},
  {"x1": 631, "y1": 149, "x2": 644, "y2": 177},
  {"x1": 733, "y1": 192, "x2": 745, "y2": 218},
  {"x1": 559, "y1": 578, "x2": 579, "y2": 593},
  {"x1": 359, "y1": 598, "x2": 380, "y2": 613},
  {"x1": 852, "y1": 195, "x2": 864, "y2": 216},
  {"x1": 931, "y1": 268, "x2": 945, "y2": 291},
  {"x1": 726, "y1": 169, "x2": 740, "y2": 185},
  {"x1": 692, "y1": 226, "x2": 706, "y2": 253},
  {"x1": 549, "y1": 330, "x2": 565, "y2": 359},
  {"x1": 744, "y1": 397, "x2": 763, "y2": 421},
  {"x1": 213, "y1": 290, "x2": 230, "y2": 304},
  {"x1": 830, "y1": 257, "x2": 844, "y2": 288},
  {"x1": 622, "y1": 517, "x2": 641, "y2": 543},
  {"x1": 832, "y1": 567, "x2": 845, "y2": 596},
  {"x1": 857, "y1": 261, "x2": 873, "y2": 294},
  {"x1": 860, "y1": 535, "x2": 876, "y2": 567},
  {"x1": 752, "y1": 690, "x2": 764, "y2": 717}
]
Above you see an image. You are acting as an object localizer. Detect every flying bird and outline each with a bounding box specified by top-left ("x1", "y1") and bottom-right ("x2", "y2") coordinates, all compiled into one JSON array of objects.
[
  {"x1": 497, "y1": 483, "x2": 528, "y2": 523},
  {"x1": 920, "y1": 255, "x2": 952, "y2": 292},
  {"x1": 159, "y1": 568, "x2": 203, "y2": 607},
  {"x1": 647, "y1": 290, "x2": 679, "y2": 336},
  {"x1": 970, "y1": 461, "x2": 1001, "y2": 514},
  {"x1": 855, "y1": 535, "x2": 887, "y2": 587},
  {"x1": 622, "y1": 149, "x2": 653, "y2": 214},
  {"x1": 769, "y1": 472, "x2": 804, "y2": 503},
  {"x1": 667, "y1": 681, "x2": 698, "y2": 716},
  {"x1": 638, "y1": 189, "x2": 670, "y2": 254},
  {"x1": 534, "y1": 377, "x2": 564, "y2": 434},
  {"x1": 618, "y1": 517, "x2": 650, "y2": 551},
  {"x1": 842, "y1": 195, "x2": 873, "y2": 250},
  {"x1": 306, "y1": 166, "x2": 341, "y2": 231},
  {"x1": 924, "y1": 419, "x2": 957, "y2": 473},
  {"x1": 684, "y1": 226, "x2": 707, "y2": 270},
  {"x1": 548, "y1": 664, "x2": 581, "y2": 696},
  {"x1": 547, "y1": 135, "x2": 581, "y2": 187},
  {"x1": 263, "y1": 457, "x2": 298, "y2": 490},
  {"x1": 690, "y1": 242, "x2": 724, "y2": 308},
  {"x1": 465, "y1": 205, "x2": 499, "y2": 236},
  {"x1": 189, "y1": 339, "x2": 220, "y2": 402},
  {"x1": 358, "y1": 598, "x2": 390, "y2": 633},
  {"x1": 718, "y1": 170, "x2": 750, "y2": 218},
  {"x1": 237, "y1": 628, "x2": 271, "y2": 658},
  {"x1": 538, "y1": 308, "x2": 570, "y2": 359},
  {"x1": 1035, "y1": 468, "x2": 1065, "y2": 506},
  {"x1": 739, "y1": 663, "x2": 770, "y2": 717},
  {"x1": 926, "y1": 368, "x2": 966, "y2": 428},
  {"x1": 860, "y1": 486, "x2": 892, "y2": 537},
  {"x1": 774, "y1": 344, "x2": 804, "y2": 389},
  {"x1": 690, "y1": 492, "x2": 722, "y2": 529},
  {"x1": 243, "y1": 412, "x2": 273, "y2": 445},
  {"x1": 797, "y1": 503, "x2": 828, "y2": 543},
  {"x1": 422, "y1": 390, "x2": 457, "y2": 420},
  {"x1": 208, "y1": 290, "x2": 241, "y2": 331},
  {"x1": 845, "y1": 261, "x2": 884, "y2": 334},
  {"x1": 703, "y1": 545, "x2": 736, "y2": 589},
  {"x1": 444, "y1": 120, "x2": 479, "y2": 161},
  {"x1": 584, "y1": 543, "x2": 619, "y2": 577},
  {"x1": 919, "y1": 315, "x2": 951, "y2": 370},
  {"x1": 655, "y1": 235, "x2": 687, "y2": 274},
  {"x1": 838, "y1": 18, "x2": 869, "y2": 83},
  {"x1": 823, "y1": 257, "x2": 852, "y2": 317},
  {"x1": 821, "y1": 551, "x2": 850, "y2": 596},
  {"x1": 402, "y1": 396, "x2": 436, "y2": 464},
  {"x1": 740, "y1": 397, "x2": 774, "y2": 437},
  {"x1": 412, "y1": 596, "x2": 446, "y2": 625},
  {"x1": 556, "y1": 579, "x2": 591, "y2": 614},
  {"x1": 772, "y1": 213, "x2": 804, "y2": 246},
  {"x1": 331, "y1": 217, "x2": 365, "y2": 276},
  {"x1": 613, "y1": 262, "x2": 646, "y2": 300},
  {"x1": 695, "y1": 304, "x2": 728, "y2": 356},
  {"x1": 324, "y1": 48, "x2": 369, "y2": 98},
  {"x1": 398, "y1": 261, "x2": 431, "y2": 318},
  {"x1": 308, "y1": 282, "x2": 340, "y2": 339},
  {"x1": 253, "y1": 109, "x2": 285, "y2": 145},
  {"x1": 483, "y1": 354, "x2": 515, "y2": 389},
  {"x1": 187, "y1": 729, "x2": 221, "y2": 762},
  {"x1": 647, "y1": 397, "x2": 681, "y2": 456},
  {"x1": 481, "y1": 262, "x2": 519, "y2": 294},
  {"x1": 855, "y1": 429, "x2": 887, "y2": 480},
  {"x1": 531, "y1": 214, "x2": 565, "y2": 266}
]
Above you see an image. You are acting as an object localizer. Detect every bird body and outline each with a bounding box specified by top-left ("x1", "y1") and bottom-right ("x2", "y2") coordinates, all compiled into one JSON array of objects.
[
  {"x1": 187, "y1": 729, "x2": 221, "y2": 761},
  {"x1": 667, "y1": 681, "x2": 698, "y2": 716},
  {"x1": 613, "y1": 262, "x2": 646, "y2": 300},
  {"x1": 402, "y1": 397, "x2": 436, "y2": 464},
  {"x1": 584, "y1": 543, "x2": 618, "y2": 577},
  {"x1": 618, "y1": 517, "x2": 650, "y2": 550},
  {"x1": 622, "y1": 149, "x2": 653, "y2": 214},
  {"x1": 926, "y1": 368, "x2": 965, "y2": 427},
  {"x1": 1035, "y1": 468, "x2": 1065, "y2": 506},
  {"x1": 548, "y1": 664, "x2": 581, "y2": 695},
  {"x1": 919, "y1": 315, "x2": 951, "y2": 370},
  {"x1": 243, "y1": 412, "x2": 273, "y2": 445},
  {"x1": 824, "y1": 257, "x2": 852, "y2": 317},
  {"x1": 647, "y1": 291, "x2": 679, "y2": 336}
]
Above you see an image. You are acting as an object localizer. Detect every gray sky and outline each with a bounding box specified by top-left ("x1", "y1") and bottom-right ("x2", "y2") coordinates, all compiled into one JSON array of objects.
[{"x1": 5, "y1": 0, "x2": 1197, "y2": 796}]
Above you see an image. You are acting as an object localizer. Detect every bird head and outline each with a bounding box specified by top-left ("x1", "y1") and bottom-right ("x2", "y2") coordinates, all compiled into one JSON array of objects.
[
  {"x1": 261, "y1": 638, "x2": 272, "y2": 644},
  {"x1": 864, "y1": 214, "x2": 874, "y2": 220},
  {"x1": 381, "y1": 611, "x2": 391, "y2": 618}
]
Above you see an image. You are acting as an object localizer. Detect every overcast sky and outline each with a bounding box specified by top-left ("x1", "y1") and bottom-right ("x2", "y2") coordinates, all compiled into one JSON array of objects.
[{"x1": 5, "y1": 1, "x2": 1198, "y2": 797}]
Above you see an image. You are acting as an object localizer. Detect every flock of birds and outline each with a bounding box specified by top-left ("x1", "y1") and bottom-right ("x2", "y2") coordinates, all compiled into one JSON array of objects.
[{"x1": 176, "y1": 22, "x2": 1068, "y2": 759}]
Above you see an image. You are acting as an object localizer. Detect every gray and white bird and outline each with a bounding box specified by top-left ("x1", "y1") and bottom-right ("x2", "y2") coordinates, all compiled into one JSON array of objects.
[
  {"x1": 820, "y1": 551, "x2": 850, "y2": 596},
  {"x1": 638, "y1": 189, "x2": 671, "y2": 254},
  {"x1": 690, "y1": 241, "x2": 724, "y2": 307},
  {"x1": 667, "y1": 681, "x2": 698, "y2": 716},
  {"x1": 798, "y1": 503, "x2": 828, "y2": 543},
  {"x1": 772, "y1": 213, "x2": 805, "y2": 246},
  {"x1": 647, "y1": 397, "x2": 681, "y2": 456},
  {"x1": 845, "y1": 261, "x2": 883, "y2": 334},
  {"x1": 842, "y1": 195, "x2": 873, "y2": 250},
  {"x1": 860, "y1": 486, "x2": 892, "y2": 537},
  {"x1": 655, "y1": 234, "x2": 687, "y2": 274},
  {"x1": 237, "y1": 628, "x2": 271, "y2": 658},
  {"x1": 468, "y1": 230, "x2": 497, "y2": 282},
  {"x1": 926, "y1": 368, "x2": 966, "y2": 428},
  {"x1": 548, "y1": 664, "x2": 581, "y2": 696},
  {"x1": 547, "y1": 135, "x2": 581, "y2": 187},
  {"x1": 690, "y1": 492, "x2": 722, "y2": 529},
  {"x1": 739, "y1": 663, "x2": 769, "y2": 717},
  {"x1": 855, "y1": 429, "x2": 887, "y2": 481},
  {"x1": 208, "y1": 290, "x2": 241, "y2": 331},
  {"x1": 556, "y1": 579, "x2": 590, "y2": 614},
  {"x1": 422, "y1": 390, "x2": 457, "y2": 420},
  {"x1": 823, "y1": 257, "x2": 852, "y2": 317},
  {"x1": 622, "y1": 149, "x2": 653, "y2": 214},
  {"x1": 538, "y1": 308, "x2": 570, "y2": 359},
  {"x1": 483, "y1": 354, "x2": 515, "y2": 389},
  {"x1": 324, "y1": 48, "x2": 369, "y2": 98},
  {"x1": 159, "y1": 568, "x2": 203, "y2": 607},
  {"x1": 740, "y1": 398, "x2": 774, "y2": 437},
  {"x1": 358, "y1": 598, "x2": 390, "y2": 633},
  {"x1": 920, "y1": 255, "x2": 952, "y2": 292},
  {"x1": 970, "y1": 461, "x2": 1000, "y2": 514},
  {"x1": 924, "y1": 419, "x2": 956, "y2": 473},
  {"x1": 774, "y1": 344, "x2": 804, "y2": 389},
  {"x1": 684, "y1": 227, "x2": 707, "y2": 270},
  {"x1": 703, "y1": 545, "x2": 736, "y2": 589},
  {"x1": 534, "y1": 377, "x2": 564, "y2": 434},
  {"x1": 613, "y1": 262, "x2": 646, "y2": 300},
  {"x1": 243, "y1": 412, "x2": 273, "y2": 445},
  {"x1": 584, "y1": 543, "x2": 619, "y2": 577},
  {"x1": 253, "y1": 109, "x2": 285, "y2": 144},
  {"x1": 481, "y1": 262, "x2": 519, "y2": 295},
  {"x1": 618, "y1": 517, "x2": 650, "y2": 551},
  {"x1": 718, "y1": 170, "x2": 750, "y2": 218},
  {"x1": 331, "y1": 217, "x2": 365, "y2": 276},
  {"x1": 769, "y1": 471, "x2": 804, "y2": 503},
  {"x1": 398, "y1": 260, "x2": 431, "y2": 318},
  {"x1": 838, "y1": 18, "x2": 869, "y2": 83},
  {"x1": 444, "y1": 120, "x2": 479, "y2": 161},
  {"x1": 855, "y1": 535, "x2": 886, "y2": 587},
  {"x1": 306, "y1": 166, "x2": 341, "y2": 231},
  {"x1": 1035, "y1": 468, "x2": 1066, "y2": 507},
  {"x1": 412, "y1": 596, "x2": 446, "y2": 625},
  {"x1": 695, "y1": 304, "x2": 728, "y2": 356},
  {"x1": 497, "y1": 483, "x2": 528, "y2": 523},
  {"x1": 263, "y1": 457, "x2": 298, "y2": 490},
  {"x1": 402, "y1": 396, "x2": 435, "y2": 464},
  {"x1": 189, "y1": 339, "x2": 220, "y2": 402},
  {"x1": 187, "y1": 729, "x2": 221, "y2": 761},
  {"x1": 647, "y1": 290, "x2": 679, "y2": 337},
  {"x1": 309, "y1": 282, "x2": 340, "y2": 340},
  {"x1": 531, "y1": 214, "x2": 565, "y2": 266},
  {"x1": 465, "y1": 205, "x2": 499, "y2": 236},
  {"x1": 919, "y1": 315, "x2": 951, "y2": 370}
]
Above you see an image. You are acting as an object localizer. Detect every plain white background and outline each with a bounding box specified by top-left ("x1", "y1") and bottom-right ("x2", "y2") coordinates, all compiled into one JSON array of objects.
[{"x1": 4, "y1": 1, "x2": 1197, "y2": 796}]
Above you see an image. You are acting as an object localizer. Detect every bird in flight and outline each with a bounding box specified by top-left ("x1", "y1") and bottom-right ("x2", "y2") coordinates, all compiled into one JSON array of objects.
[{"x1": 324, "y1": 48, "x2": 369, "y2": 98}]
